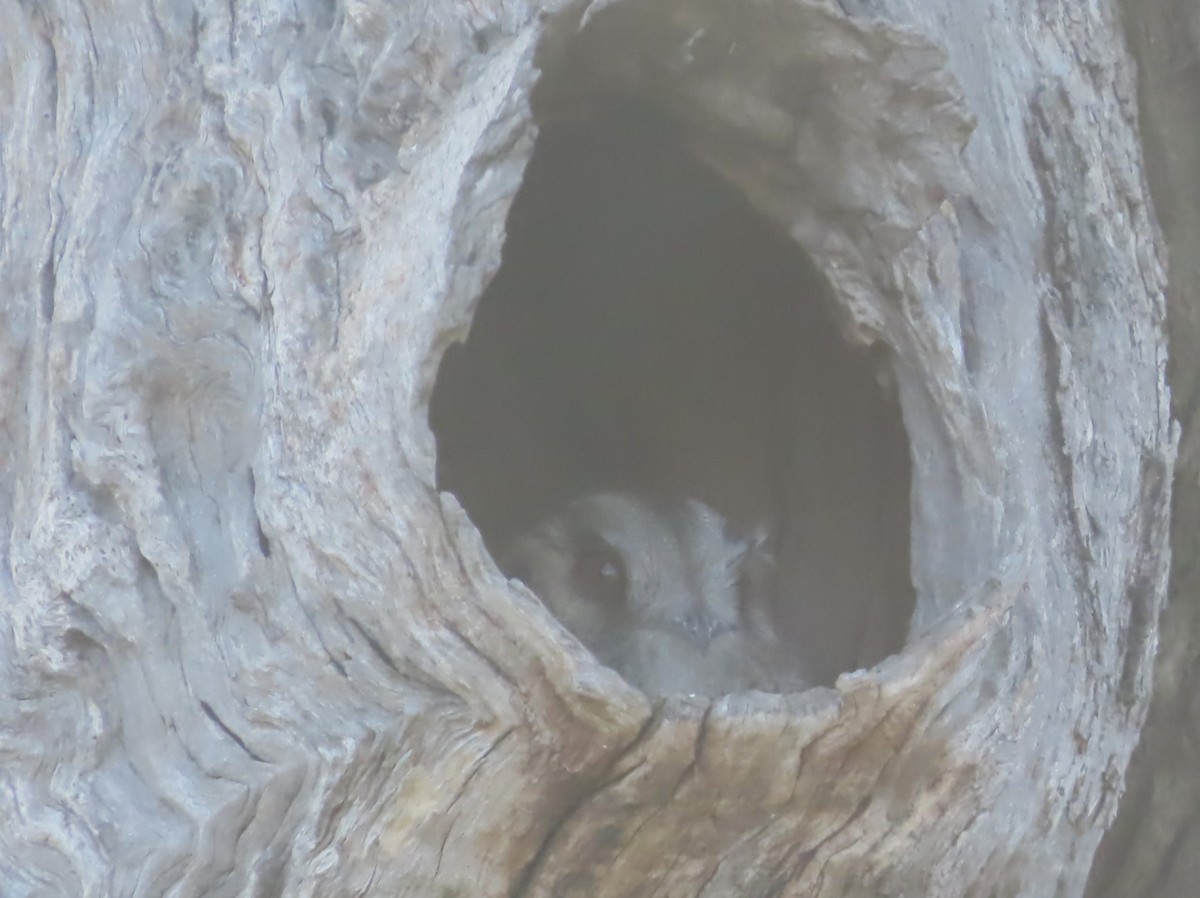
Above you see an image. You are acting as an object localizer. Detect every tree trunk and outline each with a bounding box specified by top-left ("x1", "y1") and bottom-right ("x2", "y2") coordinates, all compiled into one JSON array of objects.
[
  {"x1": 1086, "y1": 1, "x2": 1200, "y2": 895},
  {"x1": 0, "y1": 1, "x2": 1182, "y2": 897}
]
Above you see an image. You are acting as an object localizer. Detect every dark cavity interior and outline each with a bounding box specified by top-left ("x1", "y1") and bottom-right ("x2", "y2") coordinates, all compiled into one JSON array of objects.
[{"x1": 430, "y1": 106, "x2": 914, "y2": 684}]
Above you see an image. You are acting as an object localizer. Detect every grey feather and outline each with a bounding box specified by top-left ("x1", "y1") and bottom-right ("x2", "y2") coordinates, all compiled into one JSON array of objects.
[{"x1": 501, "y1": 492, "x2": 808, "y2": 697}]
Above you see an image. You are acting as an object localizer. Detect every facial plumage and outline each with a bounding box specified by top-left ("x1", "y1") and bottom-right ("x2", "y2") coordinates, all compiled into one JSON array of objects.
[{"x1": 502, "y1": 493, "x2": 807, "y2": 696}]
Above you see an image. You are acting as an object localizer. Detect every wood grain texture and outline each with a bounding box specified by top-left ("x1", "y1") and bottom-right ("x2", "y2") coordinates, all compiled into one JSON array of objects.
[{"x1": 0, "y1": 0, "x2": 1176, "y2": 896}]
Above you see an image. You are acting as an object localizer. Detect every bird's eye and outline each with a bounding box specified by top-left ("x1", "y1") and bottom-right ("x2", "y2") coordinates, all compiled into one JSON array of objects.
[{"x1": 571, "y1": 546, "x2": 628, "y2": 605}]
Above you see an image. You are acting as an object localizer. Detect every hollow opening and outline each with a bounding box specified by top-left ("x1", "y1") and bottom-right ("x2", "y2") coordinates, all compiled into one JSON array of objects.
[{"x1": 431, "y1": 103, "x2": 913, "y2": 687}]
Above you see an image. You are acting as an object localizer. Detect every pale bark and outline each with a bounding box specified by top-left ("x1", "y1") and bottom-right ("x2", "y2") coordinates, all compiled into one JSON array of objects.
[
  {"x1": 0, "y1": 1, "x2": 1178, "y2": 897},
  {"x1": 1086, "y1": 2, "x2": 1200, "y2": 895}
]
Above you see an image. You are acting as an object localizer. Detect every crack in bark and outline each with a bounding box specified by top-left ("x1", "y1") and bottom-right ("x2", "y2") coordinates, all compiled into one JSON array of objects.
[
  {"x1": 1116, "y1": 449, "x2": 1172, "y2": 711},
  {"x1": 269, "y1": 545, "x2": 348, "y2": 677},
  {"x1": 346, "y1": 614, "x2": 400, "y2": 674},
  {"x1": 199, "y1": 698, "x2": 265, "y2": 762},
  {"x1": 791, "y1": 793, "x2": 873, "y2": 892},
  {"x1": 667, "y1": 703, "x2": 714, "y2": 803},
  {"x1": 435, "y1": 726, "x2": 517, "y2": 878},
  {"x1": 505, "y1": 702, "x2": 667, "y2": 898}
]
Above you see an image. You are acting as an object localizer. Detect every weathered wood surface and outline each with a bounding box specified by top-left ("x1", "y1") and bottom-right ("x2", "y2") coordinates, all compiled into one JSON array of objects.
[
  {"x1": 1086, "y1": 2, "x2": 1200, "y2": 895},
  {"x1": 0, "y1": 1, "x2": 1179, "y2": 896}
]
